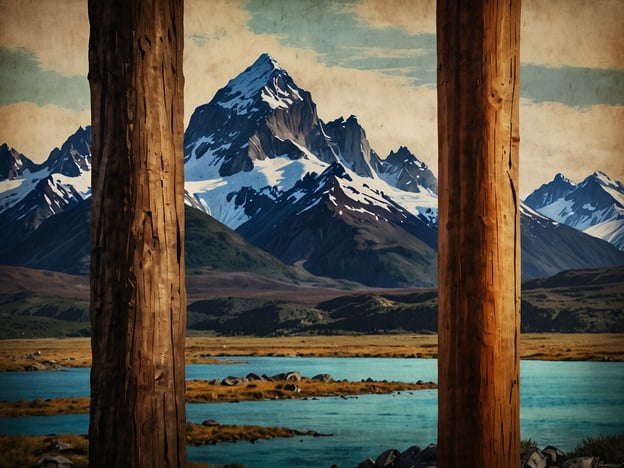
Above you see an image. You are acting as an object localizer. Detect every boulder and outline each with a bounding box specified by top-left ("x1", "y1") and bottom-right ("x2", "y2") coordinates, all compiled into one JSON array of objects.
[
  {"x1": 285, "y1": 371, "x2": 302, "y2": 381},
  {"x1": 312, "y1": 373, "x2": 333, "y2": 383},
  {"x1": 35, "y1": 455, "x2": 73, "y2": 467},
  {"x1": 271, "y1": 371, "x2": 301, "y2": 381},
  {"x1": 375, "y1": 448, "x2": 400, "y2": 467},
  {"x1": 542, "y1": 445, "x2": 567, "y2": 465},
  {"x1": 26, "y1": 362, "x2": 47, "y2": 371},
  {"x1": 221, "y1": 377, "x2": 244, "y2": 386},
  {"x1": 417, "y1": 443, "x2": 437, "y2": 464},
  {"x1": 201, "y1": 419, "x2": 219, "y2": 426},
  {"x1": 49, "y1": 440, "x2": 73, "y2": 452},
  {"x1": 284, "y1": 383, "x2": 300, "y2": 393},
  {"x1": 246, "y1": 372, "x2": 264, "y2": 381},
  {"x1": 521, "y1": 447, "x2": 547, "y2": 468},
  {"x1": 397, "y1": 445, "x2": 421, "y2": 468}
]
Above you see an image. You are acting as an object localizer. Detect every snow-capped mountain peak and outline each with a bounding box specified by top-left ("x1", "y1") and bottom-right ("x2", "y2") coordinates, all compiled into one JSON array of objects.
[
  {"x1": 216, "y1": 53, "x2": 301, "y2": 114},
  {"x1": 184, "y1": 53, "x2": 328, "y2": 177},
  {"x1": 0, "y1": 126, "x2": 91, "y2": 234},
  {"x1": 524, "y1": 171, "x2": 624, "y2": 250},
  {"x1": 524, "y1": 172, "x2": 576, "y2": 209}
]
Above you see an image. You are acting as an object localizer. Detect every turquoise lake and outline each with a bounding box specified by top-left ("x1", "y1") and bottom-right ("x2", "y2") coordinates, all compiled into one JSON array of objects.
[{"x1": 1, "y1": 357, "x2": 622, "y2": 467}]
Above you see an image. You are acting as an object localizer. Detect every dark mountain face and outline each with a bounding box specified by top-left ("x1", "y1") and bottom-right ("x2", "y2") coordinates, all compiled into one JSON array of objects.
[
  {"x1": 236, "y1": 163, "x2": 438, "y2": 287},
  {"x1": 1, "y1": 176, "x2": 85, "y2": 233},
  {"x1": 42, "y1": 126, "x2": 92, "y2": 177},
  {"x1": 0, "y1": 144, "x2": 37, "y2": 181},
  {"x1": 524, "y1": 173, "x2": 576, "y2": 209},
  {"x1": 0, "y1": 198, "x2": 91, "y2": 274},
  {"x1": 520, "y1": 204, "x2": 624, "y2": 279},
  {"x1": 323, "y1": 115, "x2": 376, "y2": 178},
  {"x1": 0, "y1": 199, "x2": 311, "y2": 282},
  {"x1": 376, "y1": 146, "x2": 438, "y2": 194}
]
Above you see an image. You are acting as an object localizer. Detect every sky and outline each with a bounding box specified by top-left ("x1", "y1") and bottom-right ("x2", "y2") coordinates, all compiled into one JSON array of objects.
[{"x1": 0, "y1": 0, "x2": 622, "y2": 198}]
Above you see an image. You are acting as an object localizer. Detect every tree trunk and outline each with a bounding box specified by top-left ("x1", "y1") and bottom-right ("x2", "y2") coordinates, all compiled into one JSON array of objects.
[
  {"x1": 88, "y1": 1, "x2": 186, "y2": 466},
  {"x1": 436, "y1": 1, "x2": 521, "y2": 467}
]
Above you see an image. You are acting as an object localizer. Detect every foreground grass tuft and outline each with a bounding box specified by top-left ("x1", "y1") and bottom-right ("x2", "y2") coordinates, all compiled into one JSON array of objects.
[
  {"x1": 0, "y1": 434, "x2": 89, "y2": 468},
  {"x1": 567, "y1": 434, "x2": 624, "y2": 464}
]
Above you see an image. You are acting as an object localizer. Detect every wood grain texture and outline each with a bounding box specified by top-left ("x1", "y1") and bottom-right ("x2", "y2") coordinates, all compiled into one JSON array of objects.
[
  {"x1": 88, "y1": 0, "x2": 186, "y2": 466},
  {"x1": 436, "y1": 1, "x2": 521, "y2": 466}
]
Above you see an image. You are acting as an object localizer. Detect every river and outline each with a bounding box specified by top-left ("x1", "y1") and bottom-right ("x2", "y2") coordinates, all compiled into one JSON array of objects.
[{"x1": 1, "y1": 357, "x2": 622, "y2": 467}]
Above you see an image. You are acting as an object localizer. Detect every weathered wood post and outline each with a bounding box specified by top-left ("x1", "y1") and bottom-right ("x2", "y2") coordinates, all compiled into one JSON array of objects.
[
  {"x1": 436, "y1": 1, "x2": 521, "y2": 466},
  {"x1": 88, "y1": 0, "x2": 186, "y2": 466}
]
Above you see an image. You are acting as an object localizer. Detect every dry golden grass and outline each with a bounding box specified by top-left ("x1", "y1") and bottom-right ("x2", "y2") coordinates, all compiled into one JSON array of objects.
[
  {"x1": 0, "y1": 434, "x2": 89, "y2": 468},
  {"x1": 0, "y1": 397, "x2": 90, "y2": 418},
  {"x1": 0, "y1": 333, "x2": 622, "y2": 372},
  {"x1": 0, "y1": 378, "x2": 435, "y2": 417},
  {"x1": 185, "y1": 422, "x2": 328, "y2": 445},
  {"x1": 0, "y1": 432, "x2": 245, "y2": 467}
]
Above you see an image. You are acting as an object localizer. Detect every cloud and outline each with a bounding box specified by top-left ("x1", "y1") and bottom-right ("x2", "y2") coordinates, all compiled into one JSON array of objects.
[
  {"x1": 520, "y1": 101, "x2": 624, "y2": 196},
  {"x1": 521, "y1": 65, "x2": 624, "y2": 107},
  {"x1": 521, "y1": 0, "x2": 624, "y2": 69},
  {"x1": 0, "y1": 47, "x2": 89, "y2": 109},
  {"x1": 0, "y1": 102, "x2": 90, "y2": 162},
  {"x1": 347, "y1": 0, "x2": 436, "y2": 34},
  {"x1": 0, "y1": 0, "x2": 88, "y2": 77},
  {"x1": 349, "y1": 0, "x2": 624, "y2": 71},
  {"x1": 242, "y1": 0, "x2": 436, "y2": 84}
]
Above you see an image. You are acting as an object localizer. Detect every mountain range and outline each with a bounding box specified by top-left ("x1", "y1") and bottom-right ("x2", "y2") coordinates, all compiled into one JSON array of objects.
[{"x1": 1, "y1": 53, "x2": 623, "y2": 288}]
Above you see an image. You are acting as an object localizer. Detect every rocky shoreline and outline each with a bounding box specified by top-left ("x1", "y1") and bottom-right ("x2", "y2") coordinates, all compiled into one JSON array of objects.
[{"x1": 358, "y1": 443, "x2": 623, "y2": 468}]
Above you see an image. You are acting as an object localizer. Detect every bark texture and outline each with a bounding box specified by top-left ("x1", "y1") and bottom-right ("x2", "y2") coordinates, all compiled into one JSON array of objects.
[
  {"x1": 88, "y1": 1, "x2": 186, "y2": 466},
  {"x1": 436, "y1": 1, "x2": 521, "y2": 467}
]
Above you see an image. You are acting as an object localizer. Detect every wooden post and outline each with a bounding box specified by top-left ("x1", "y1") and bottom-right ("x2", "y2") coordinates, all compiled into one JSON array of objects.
[
  {"x1": 88, "y1": 1, "x2": 186, "y2": 466},
  {"x1": 436, "y1": 1, "x2": 521, "y2": 467}
]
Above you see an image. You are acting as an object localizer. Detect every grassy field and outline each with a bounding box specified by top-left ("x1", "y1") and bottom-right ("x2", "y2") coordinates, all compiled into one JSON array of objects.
[{"x1": 0, "y1": 333, "x2": 622, "y2": 372}]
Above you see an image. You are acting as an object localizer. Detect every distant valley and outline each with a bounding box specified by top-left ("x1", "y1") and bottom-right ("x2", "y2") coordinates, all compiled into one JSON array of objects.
[{"x1": 1, "y1": 262, "x2": 622, "y2": 339}]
